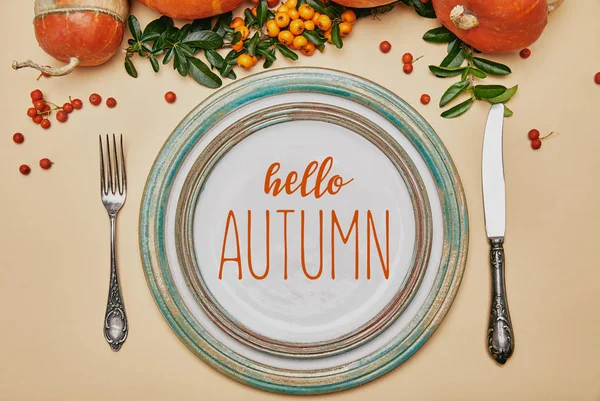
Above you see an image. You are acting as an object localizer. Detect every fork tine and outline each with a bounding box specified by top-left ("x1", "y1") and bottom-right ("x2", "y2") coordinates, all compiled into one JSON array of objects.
[
  {"x1": 106, "y1": 134, "x2": 113, "y2": 194},
  {"x1": 99, "y1": 135, "x2": 106, "y2": 194},
  {"x1": 112, "y1": 134, "x2": 121, "y2": 194},
  {"x1": 120, "y1": 134, "x2": 127, "y2": 193}
]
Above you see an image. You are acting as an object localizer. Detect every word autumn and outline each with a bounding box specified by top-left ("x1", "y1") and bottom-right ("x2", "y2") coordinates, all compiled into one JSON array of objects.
[{"x1": 218, "y1": 157, "x2": 391, "y2": 281}]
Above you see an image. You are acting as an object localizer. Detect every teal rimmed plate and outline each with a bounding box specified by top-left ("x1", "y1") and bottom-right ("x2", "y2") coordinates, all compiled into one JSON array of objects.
[{"x1": 139, "y1": 67, "x2": 468, "y2": 394}]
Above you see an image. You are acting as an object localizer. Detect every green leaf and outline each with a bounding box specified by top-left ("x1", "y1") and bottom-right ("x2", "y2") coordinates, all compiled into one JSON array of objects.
[
  {"x1": 423, "y1": 26, "x2": 456, "y2": 43},
  {"x1": 149, "y1": 57, "x2": 159, "y2": 73},
  {"x1": 224, "y1": 49, "x2": 246, "y2": 65},
  {"x1": 473, "y1": 85, "x2": 507, "y2": 99},
  {"x1": 244, "y1": 8, "x2": 258, "y2": 27},
  {"x1": 447, "y1": 38, "x2": 459, "y2": 53},
  {"x1": 188, "y1": 57, "x2": 222, "y2": 88},
  {"x1": 141, "y1": 32, "x2": 161, "y2": 43},
  {"x1": 191, "y1": 18, "x2": 212, "y2": 32},
  {"x1": 488, "y1": 85, "x2": 518, "y2": 104},
  {"x1": 503, "y1": 106, "x2": 513, "y2": 117},
  {"x1": 302, "y1": 30, "x2": 327, "y2": 45},
  {"x1": 204, "y1": 49, "x2": 225, "y2": 70},
  {"x1": 441, "y1": 98, "x2": 474, "y2": 119},
  {"x1": 440, "y1": 44, "x2": 465, "y2": 68},
  {"x1": 213, "y1": 12, "x2": 233, "y2": 36},
  {"x1": 470, "y1": 68, "x2": 487, "y2": 79},
  {"x1": 429, "y1": 65, "x2": 466, "y2": 78},
  {"x1": 220, "y1": 62, "x2": 235, "y2": 79},
  {"x1": 163, "y1": 48, "x2": 175, "y2": 65},
  {"x1": 143, "y1": 16, "x2": 171, "y2": 38},
  {"x1": 182, "y1": 30, "x2": 224, "y2": 49},
  {"x1": 174, "y1": 48, "x2": 188, "y2": 76},
  {"x1": 163, "y1": 26, "x2": 179, "y2": 44},
  {"x1": 128, "y1": 15, "x2": 142, "y2": 41},
  {"x1": 331, "y1": 24, "x2": 343, "y2": 49},
  {"x1": 246, "y1": 32, "x2": 260, "y2": 56},
  {"x1": 439, "y1": 80, "x2": 469, "y2": 107},
  {"x1": 257, "y1": 48, "x2": 276, "y2": 62},
  {"x1": 461, "y1": 68, "x2": 469, "y2": 81},
  {"x1": 177, "y1": 24, "x2": 193, "y2": 42},
  {"x1": 257, "y1": 0, "x2": 268, "y2": 27},
  {"x1": 124, "y1": 57, "x2": 138, "y2": 78},
  {"x1": 472, "y1": 57, "x2": 511, "y2": 76},
  {"x1": 306, "y1": 0, "x2": 326, "y2": 14},
  {"x1": 276, "y1": 44, "x2": 299, "y2": 60},
  {"x1": 410, "y1": 0, "x2": 436, "y2": 18}
]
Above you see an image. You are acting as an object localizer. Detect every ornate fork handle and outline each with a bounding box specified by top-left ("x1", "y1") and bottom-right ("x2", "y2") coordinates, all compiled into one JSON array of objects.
[
  {"x1": 104, "y1": 215, "x2": 128, "y2": 351},
  {"x1": 487, "y1": 238, "x2": 513, "y2": 364}
]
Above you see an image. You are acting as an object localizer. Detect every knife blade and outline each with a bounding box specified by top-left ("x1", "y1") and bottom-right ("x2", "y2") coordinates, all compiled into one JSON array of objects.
[{"x1": 482, "y1": 103, "x2": 514, "y2": 365}]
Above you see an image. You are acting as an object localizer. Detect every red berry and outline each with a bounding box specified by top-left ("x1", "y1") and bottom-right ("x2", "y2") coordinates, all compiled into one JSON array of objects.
[
  {"x1": 32, "y1": 115, "x2": 43, "y2": 124},
  {"x1": 106, "y1": 97, "x2": 117, "y2": 108},
  {"x1": 30, "y1": 89, "x2": 43, "y2": 101},
  {"x1": 40, "y1": 119, "x2": 51, "y2": 129},
  {"x1": 19, "y1": 164, "x2": 31, "y2": 175},
  {"x1": 420, "y1": 94, "x2": 431, "y2": 105},
  {"x1": 89, "y1": 93, "x2": 102, "y2": 106},
  {"x1": 42, "y1": 104, "x2": 51, "y2": 114},
  {"x1": 56, "y1": 110, "x2": 68, "y2": 123},
  {"x1": 34, "y1": 100, "x2": 46, "y2": 111},
  {"x1": 402, "y1": 53, "x2": 413, "y2": 64},
  {"x1": 595, "y1": 72, "x2": 600, "y2": 85},
  {"x1": 39, "y1": 158, "x2": 53, "y2": 170},
  {"x1": 27, "y1": 107, "x2": 38, "y2": 118},
  {"x1": 379, "y1": 41, "x2": 392, "y2": 54},
  {"x1": 165, "y1": 91, "x2": 177, "y2": 103},
  {"x1": 531, "y1": 139, "x2": 542, "y2": 150},
  {"x1": 71, "y1": 99, "x2": 83, "y2": 110},
  {"x1": 13, "y1": 133, "x2": 24, "y2": 144},
  {"x1": 421, "y1": 0, "x2": 430, "y2": 3},
  {"x1": 528, "y1": 129, "x2": 540, "y2": 141},
  {"x1": 403, "y1": 63, "x2": 414, "y2": 74},
  {"x1": 63, "y1": 103, "x2": 74, "y2": 113},
  {"x1": 519, "y1": 48, "x2": 531, "y2": 59}
]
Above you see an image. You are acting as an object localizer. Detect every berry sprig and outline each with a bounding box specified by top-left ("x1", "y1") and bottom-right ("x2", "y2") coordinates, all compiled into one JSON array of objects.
[
  {"x1": 528, "y1": 129, "x2": 557, "y2": 150},
  {"x1": 27, "y1": 89, "x2": 84, "y2": 129},
  {"x1": 402, "y1": 52, "x2": 423, "y2": 74}
]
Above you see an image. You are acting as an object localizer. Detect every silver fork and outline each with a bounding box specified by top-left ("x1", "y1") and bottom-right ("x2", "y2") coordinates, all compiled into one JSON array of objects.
[{"x1": 99, "y1": 134, "x2": 128, "y2": 351}]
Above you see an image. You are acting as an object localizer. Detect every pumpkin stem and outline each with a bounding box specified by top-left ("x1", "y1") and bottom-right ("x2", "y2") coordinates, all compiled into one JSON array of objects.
[
  {"x1": 12, "y1": 57, "x2": 80, "y2": 76},
  {"x1": 547, "y1": 0, "x2": 563, "y2": 13},
  {"x1": 450, "y1": 5, "x2": 479, "y2": 30}
]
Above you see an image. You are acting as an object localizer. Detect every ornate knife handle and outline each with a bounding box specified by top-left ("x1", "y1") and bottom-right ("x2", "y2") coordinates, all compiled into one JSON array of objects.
[
  {"x1": 487, "y1": 238, "x2": 514, "y2": 364},
  {"x1": 104, "y1": 216, "x2": 128, "y2": 351}
]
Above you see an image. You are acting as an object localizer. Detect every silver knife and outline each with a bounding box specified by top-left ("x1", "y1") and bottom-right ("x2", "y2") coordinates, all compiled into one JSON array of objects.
[{"x1": 482, "y1": 103, "x2": 514, "y2": 365}]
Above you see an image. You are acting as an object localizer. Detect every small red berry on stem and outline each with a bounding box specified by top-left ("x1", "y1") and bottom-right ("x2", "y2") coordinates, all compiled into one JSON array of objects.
[
  {"x1": 39, "y1": 158, "x2": 53, "y2": 170},
  {"x1": 420, "y1": 94, "x2": 431, "y2": 105},
  {"x1": 595, "y1": 72, "x2": 600, "y2": 85},
  {"x1": 56, "y1": 110, "x2": 68, "y2": 123},
  {"x1": 13, "y1": 133, "x2": 24, "y2": 144},
  {"x1": 27, "y1": 107, "x2": 38, "y2": 118},
  {"x1": 42, "y1": 104, "x2": 51, "y2": 114},
  {"x1": 71, "y1": 99, "x2": 83, "y2": 110},
  {"x1": 31, "y1": 89, "x2": 43, "y2": 101},
  {"x1": 379, "y1": 41, "x2": 391, "y2": 53},
  {"x1": 403, "y1": 63, "x2": 414, "y2": 74},
  {"x1": 19, "y1": 165, "x2": 31, "y2": 175},
  {"x1": 165, "y1": 91, "x2": 177, "y2": 103},
  {"x1": 402, "y1": 53, "x2": 413, "y2": 64},
  {"x1": 63, "y1": 103, "x2": 74, "y2": 113},
  {"x1": 34, "y1": 100, "x2": 46, "y2": 111},
  {"x1": 32, "y1": 115, "x2": 43, "y2": 124},
  {"x1": 519, "y1": 48, "x2": 531, "y2": 59},
  {"x1": 528, "y1": 129, "x2": 540, "y2": 141},
  {"x1": 106, "y1": 97, "x2": 117, "y2": 108},
  {"x1": 531, "y1": 139, "x2": 542, "y2": 150},
  {"x1": 89, "y1": 93, "x2": 102, "y2": 106},
  {"x1": 40, "y1": 119, "x2": 51, "y2": 129}
]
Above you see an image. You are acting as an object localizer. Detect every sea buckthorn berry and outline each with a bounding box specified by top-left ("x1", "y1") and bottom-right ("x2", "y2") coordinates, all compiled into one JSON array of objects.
[
  {"x1": 531, "y1": 139, "x2": 542, "y2": 150},
  {"x1": 165, "y1": 91, "x2": 177, "y2": 103},
  {"x1": 251, "y1": 7, "x2": 257, "y2": 17},
  {"x1": 40, "y1": 119, "x2": 51, "y2": 129},
  {"x1": 520, "y1": 48, "x2": 531, "y2": 58},
  {"x1": 341, "y1": 10, "x2": 357, "y2": 24},
  {"x1": 237, "y1": 54, "x2": 254, "y2": 69},
  {"x1": 235, "y1": 25, "x2": 249, "y2": 41},
  {"x1": 27, "y1": 107, "x2": 38, "y2": 118},
  {"x1": 293, "y1": 35, "x2": 308, "y2": 49},
  {"x1": 528, "y1": 129, "x2": 540, "y2": 140},
  {"x1": 229, "y1": 17, "x2": 244, "y2": 28},
  {"x1": 312, "y1": 12, "x2": 321, "y2": 24},
  {"x1": 251, "y1": 55, "x2": 259, "y2": 66},
  {"x1": 106, "y1": 97, "x2": 117, "y2": 108},
  {"x1": 402, "y1": 53, "x2": 413, "y2": 64},
  {"x1": 71, "y1": 99, "x2": 83, "y2": 109},
  {"x1": 339, "y1": 22, "x2": 352, "y2": 36},
  {"x1": 277, "y1": 5, "x2": 289, "y2": 14},
  {"x1": 32, "y1": 115, "x2": 43, "y2": 124},
  {"x1": 304, "y1": 20, "x2": 315, "y2": 30},
  {"x1": 63, "y1": 103, "x2": 74, "y2": 113},
  {"x1": 19, "y1": 165, "x2": 31, "y2": 175},
  {"x1": 300, "y1": 42, "x2": 316, "y2": 56},
  {"x1": 278, "y1": 30, "x2": 294, "y2": 46},
  {"x1": 34, "y1": 100, "x2": 46, "y2": 111},
  {"x1": 266, "y1": 20, "x2": 280, "y2": 37},
  {"x1": 403, "y1": 63, "x2": 414, "y2": 74},
  {"x1": 324, "y1": 28, "x2": 332, "y2": 43},
  {"x1": 285, "y1": 0, "x2": 297, "y2": 8},
  {"x1": 89, "y1": 93, "x2": 102, "y2": 106},
  {"x1": 232, "y1": 40, "x2": 244, "y2": 51},
  {"x1": 298, "y1": 4, "x2": 315, "y2": 20},
  {"x1": 316, "y1": 14, "x2": 332, "y2": 31},
  {"x1": 30, "y1": 89, "x2": 43, "y2": 101},
  {"x1": 380, "y1": 41, "x2": 391, "y2": 53},
  {"x1": 13, "y1": 133, "x2": 24, "y2": 144},
  {"x1": 56, "y1": 110, "x2": 68, "y2": 123},
  {"x1": 39, "y1": 158, "x2": 52, "y2": 170},
  {"x1": 275, "y1": 12, "x2": 290, "y2": 28},
  {"x1": 420, "y1": 94, "x2": 431, "y2": 105},
  {"x1": 288, "y1": 8, "x2": 300, "y2": 20},
  {"x1": 595, "y1": 72, "x2": 600, "y2": 85},
  {"x1": 289, "y1": 19, "x2": 305, "y2": 35}
]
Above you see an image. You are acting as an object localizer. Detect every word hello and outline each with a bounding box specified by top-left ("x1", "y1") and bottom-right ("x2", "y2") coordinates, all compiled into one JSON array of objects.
[{"x1": 218, "y1": 157, "x2": 391, "y2": 281}]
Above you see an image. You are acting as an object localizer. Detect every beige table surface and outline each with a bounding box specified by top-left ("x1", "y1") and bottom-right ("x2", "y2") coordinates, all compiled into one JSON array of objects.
[{"x1": 1, "y1": 1, "x2": 599, "y2": 400}]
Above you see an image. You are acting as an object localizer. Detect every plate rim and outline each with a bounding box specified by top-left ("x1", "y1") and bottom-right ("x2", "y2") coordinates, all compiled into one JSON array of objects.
[{"x1": 139, "y1": 67, "x2": 469, "y2": 394}]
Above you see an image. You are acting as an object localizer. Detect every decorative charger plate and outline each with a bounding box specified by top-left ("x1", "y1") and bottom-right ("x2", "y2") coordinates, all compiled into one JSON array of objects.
[{"x1": 140, "y1": 67, "x2": 468, "y2": 394}]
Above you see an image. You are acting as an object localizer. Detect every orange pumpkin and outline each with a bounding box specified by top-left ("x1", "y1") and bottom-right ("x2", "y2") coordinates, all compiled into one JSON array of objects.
[
  {"x1": 137, "y1": 0, "x2": 245, "y2": 20},
  {"x1": 432, "y1": 0, "x2": 563, "y2": 54}
]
